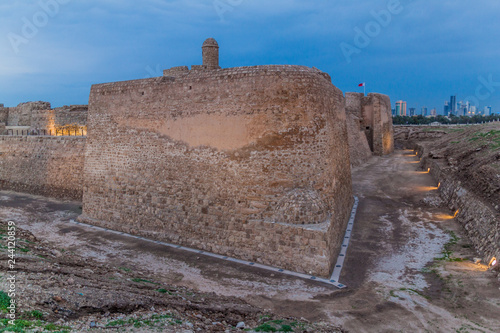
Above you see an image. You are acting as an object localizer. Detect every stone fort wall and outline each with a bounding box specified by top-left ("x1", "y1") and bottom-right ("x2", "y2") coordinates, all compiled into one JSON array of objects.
[
  {"x1": 79, "y1": 65, "x2": 354, "y2": 277},
  {"x1": 0, "y1": 102, "x2": 87, "y2": 133},
  {"x1": 0, "y1": 136, "x2": 85, "y2": 200},
  {"x1": 346, "y1": 92, "x2": 394, "y2": 158}
]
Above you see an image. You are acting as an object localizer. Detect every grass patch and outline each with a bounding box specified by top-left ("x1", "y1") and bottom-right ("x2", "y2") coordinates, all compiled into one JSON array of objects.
[
  {"x1": 435, "y1": 231, "x2": 463, "y2": 262},
  {"x1": 106, "y1": 313, "x2": 182, "y2": 329},
  {"x1": 468, "y1": 130, "x2": 500, "y2": 150},
  {"x1": 0, "y1": 291, "x2": 11, "y2": 312},
  {"x1": 156, "y1": 288, "x2": 176, "y2": 295},
  {"x1": 254, "y1": 320, "x2": 299, "y2": 332},
  {"x1": 130, "y1": 278, "x2": 158, "y2": 284},
  {"x1": 399, "y1": 288, "x2": 431, "y2": 300},
  {"x1": 0, "y1": 318, "x2": 70, "y2": 333},
  {"x1": 118, "y1": 267, "x2": 132, "y2": 272},
  {"x1": 26, "y1": 310, "x2": 44, "y2": 320}
]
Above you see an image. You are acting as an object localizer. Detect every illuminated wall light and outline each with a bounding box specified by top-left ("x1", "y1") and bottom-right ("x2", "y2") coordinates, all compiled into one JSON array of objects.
[
  {"x1": 489, "y1": 257, "x2": 497, "y2": 267},
  {"x1": 427, "y1": 168, "x2": 431, "y2": 173}
]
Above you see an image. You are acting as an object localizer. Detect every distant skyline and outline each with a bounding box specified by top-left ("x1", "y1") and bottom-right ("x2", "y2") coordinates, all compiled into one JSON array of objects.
[{"x1": 1, "y1": 0, "x2": 499, "y2": 111}]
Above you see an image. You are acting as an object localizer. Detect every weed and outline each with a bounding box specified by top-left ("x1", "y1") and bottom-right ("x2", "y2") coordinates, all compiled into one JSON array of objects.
[
  {"x1": 0, "y1": 291, "x2": 11, "y2": 312},
  {"x1": 255, "y1": 323, "x2": 277, "y2": 332},
  {"x1": 118, "y1": 267, "x2": 132, "y2": 272},
  {"x1": 255, "y1": 320, "x2": 305, "y2": 332},
  {"x1": 399, "y1": 288, "x2": 431, "y2": 300},
  {"x1": 131, "y1": 278, "x2": 158, "y2": 284},
  {"x1": 435, "y1": 231, "x2": 463, "y2": 262},
  {"x1": 27, "y1": 310, "x2": 44, "y2": 320}
]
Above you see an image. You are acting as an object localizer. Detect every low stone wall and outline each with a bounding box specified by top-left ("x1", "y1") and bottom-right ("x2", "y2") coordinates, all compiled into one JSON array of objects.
[
  {"x1": 416, "y1": 146, "x2": 500, "y2": 263},
  {"x1": 0, "y1": 136, "x2": 86, "y2": 200}
]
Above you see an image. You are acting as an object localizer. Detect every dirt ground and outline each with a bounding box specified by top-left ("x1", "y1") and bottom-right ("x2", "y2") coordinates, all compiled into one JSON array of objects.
[{"x1": 1, "y1": 149, "x2": 500, "y2": 332}]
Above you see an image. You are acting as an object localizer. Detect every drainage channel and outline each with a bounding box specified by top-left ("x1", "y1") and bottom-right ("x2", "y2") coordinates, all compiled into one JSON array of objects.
[
  {"x1": 330, "y1": 196, "x2": 359, "y2": 287},
  {"x1": 69, "y1": 197, "x2": 359, "y2": 289}
]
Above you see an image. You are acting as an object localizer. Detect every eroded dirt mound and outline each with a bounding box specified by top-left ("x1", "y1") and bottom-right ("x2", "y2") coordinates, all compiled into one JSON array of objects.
[
  {"x1": 395, "y1": 123, "x2": 500, "y2": 210},
  {"x1": 0, "y1": 220, "x2": 344, "y2": 332}
]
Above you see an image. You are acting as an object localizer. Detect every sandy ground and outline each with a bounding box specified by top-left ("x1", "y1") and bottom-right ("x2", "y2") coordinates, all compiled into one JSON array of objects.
[{"x1": 1, "y1": 149, "x2": 500, "y2": 332}]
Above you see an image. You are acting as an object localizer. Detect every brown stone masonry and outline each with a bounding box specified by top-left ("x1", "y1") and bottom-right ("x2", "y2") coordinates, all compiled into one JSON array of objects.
[
  {"x1": 79, "y1": 65, "x2": 354, "y2": 277},
  {"x1": 0, "y1": 136, "x2": 85, "y2": 200}
]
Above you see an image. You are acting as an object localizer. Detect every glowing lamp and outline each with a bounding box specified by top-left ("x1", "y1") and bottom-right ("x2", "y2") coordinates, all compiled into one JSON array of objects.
[
  {"x1": 438, "y1": 182, "x2": 441, "y2": 189},
  {"x1": 453, "y1": 210, "x2": 459, "y2": 218},
  {"x1": 489, "y1": 257, "x2": 497, "y2": 267},
  {"x1": 427, "y1": 168, "x2": 431, "y2": 173}
]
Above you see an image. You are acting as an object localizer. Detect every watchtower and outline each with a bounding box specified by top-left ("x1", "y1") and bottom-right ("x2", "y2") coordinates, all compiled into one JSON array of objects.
[{"x1": 202, "y1": 38, "x2": 220, "y2": 70}]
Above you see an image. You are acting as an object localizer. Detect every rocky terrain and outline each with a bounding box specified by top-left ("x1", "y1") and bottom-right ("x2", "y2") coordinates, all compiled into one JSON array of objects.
[
  {"x1": 0, "y1": 219, "x2": 343, "y2": 333},
  {"x1": 394, "y1": 122, "x2": 500, "y2": 208}
]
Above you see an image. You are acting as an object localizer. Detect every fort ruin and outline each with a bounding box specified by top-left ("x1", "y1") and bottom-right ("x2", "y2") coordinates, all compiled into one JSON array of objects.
[{"x1": 0, "y1": 38, "x2": 395, "y2": 278}]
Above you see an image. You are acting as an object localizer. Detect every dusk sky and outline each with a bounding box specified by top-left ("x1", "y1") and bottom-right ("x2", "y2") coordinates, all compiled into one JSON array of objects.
[{"x1": 1, "y1": 0, "x2": 499, "y2": 114}]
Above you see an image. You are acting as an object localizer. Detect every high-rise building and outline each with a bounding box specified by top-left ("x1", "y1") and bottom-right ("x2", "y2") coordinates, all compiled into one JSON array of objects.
[
  {"x1": 421, "y1": 106, "x2": 428, "y2": 116},
  {"x1": 430, "y1": 108, "x2": 437, "y2": 116},
  {"x1": 444, "y1": 101, "x2": 449, "y2": 115},
  {"x1": 484, "y1": 106, "x2": 492, "y2": 116},
  {"x1": 409, "y1": 107, "x2": 416, "y2": 116},
  {"x1": 469, "y1": 105, "x2": 477, "y2": 116},
  {"x1": 450, "y1": 95, "x2": 457, "y2": 115},
  {"x1": 395, "y1": 100, "x2": 407, "y2": 116}
]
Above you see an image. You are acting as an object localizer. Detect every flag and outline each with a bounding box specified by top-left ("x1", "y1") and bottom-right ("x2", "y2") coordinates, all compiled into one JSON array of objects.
[{"x1": 358, "y1": 83, "x2": 365, "y2": 87}]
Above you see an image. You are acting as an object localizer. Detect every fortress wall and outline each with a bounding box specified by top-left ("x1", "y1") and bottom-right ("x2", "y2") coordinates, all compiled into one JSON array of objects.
[
  {"x1": 345, "y1": 92, "x2": 394, "y2": 158},
  {"x1": 365, "y1": 93, "x2": 394, "y2": 156},
  {"x1": 0, "y1": 136, "x2": 85, "y2": 200},
  {"x1": 345, "y1": 93, "x2": 372, "y2": 166},
  {"x1": 80, "y1": 65, "x2": 354, "y2": 277},
  {"x1": 7, "y1": 102, "x2": 51, "y2": 127},
  {"x1": 31, "y1": 105, "x2": 88, "y2": 131},
  {"x1": 0, "y1": 106, "x2": 8, "y2": 124}
]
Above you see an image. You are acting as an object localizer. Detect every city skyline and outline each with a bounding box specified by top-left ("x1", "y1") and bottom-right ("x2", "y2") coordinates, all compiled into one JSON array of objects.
[
  {"x1": 394, "y1": 93, "x2": 496, "y2": 117},
  {"x1": 0, "y1": 1, "x2": 499, "y2": 111}
]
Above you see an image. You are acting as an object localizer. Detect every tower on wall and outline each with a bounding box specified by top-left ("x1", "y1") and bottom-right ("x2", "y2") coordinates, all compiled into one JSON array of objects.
[{"x1": 202, "y1": 38, "x2": 220, "y2": 69}]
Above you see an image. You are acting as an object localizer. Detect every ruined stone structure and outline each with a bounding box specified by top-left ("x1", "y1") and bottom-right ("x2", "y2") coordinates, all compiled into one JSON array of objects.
[
  {"x1": 346, "y1": 92, "x2": 394, "y2": 159},
  {"x1": 0, "y1": 101, "x2": 87, "y2": 134},
  {"x1": 79, "y1": 38, "x2": 354, "y2": 277},
  {"x1": 0, "y1": 136, "x2": 85, "y2": 200}
]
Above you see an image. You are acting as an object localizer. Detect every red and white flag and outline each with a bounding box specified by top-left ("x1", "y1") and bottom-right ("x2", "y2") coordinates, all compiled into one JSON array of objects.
[{"x1": 358, "y1": 83, "x2": 365, "y2": 87}]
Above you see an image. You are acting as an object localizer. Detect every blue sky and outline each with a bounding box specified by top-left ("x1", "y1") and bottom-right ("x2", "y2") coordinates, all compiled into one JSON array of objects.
[{"x1": 1, "y1": 0, "x2": 499, "y2": 114}]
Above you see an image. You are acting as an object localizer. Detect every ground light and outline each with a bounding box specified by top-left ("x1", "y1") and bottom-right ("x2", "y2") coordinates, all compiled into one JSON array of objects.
[
  {"x1": 454, "y1": 210, "x2": 460, "y2": 218},
  {"x1": 438, "y1": 182, "x2": 441, "y2": 189},
  {"x1": 489, "y1": 257, "x2": 497, "y2": 268}
]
